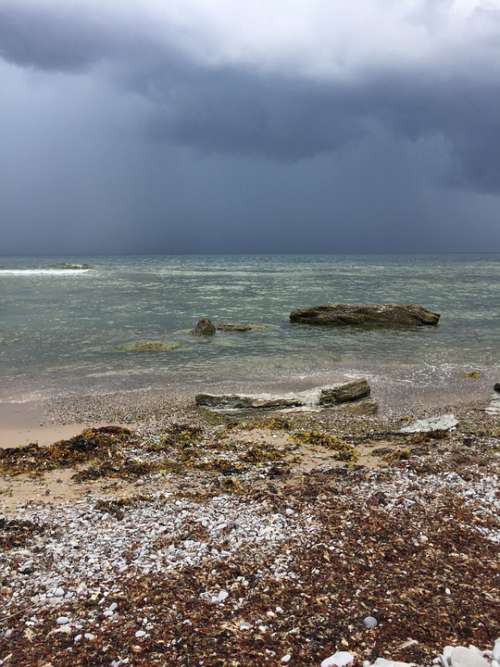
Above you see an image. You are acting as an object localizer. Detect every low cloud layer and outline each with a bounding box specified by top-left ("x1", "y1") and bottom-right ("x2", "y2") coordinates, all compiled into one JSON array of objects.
[{"x1": 0, "y1": 0, "x2": 499, "y2": 253}]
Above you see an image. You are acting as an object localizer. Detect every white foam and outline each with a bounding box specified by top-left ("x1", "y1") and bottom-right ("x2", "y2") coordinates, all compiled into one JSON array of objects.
[{"x1": 0, "y1": 269, "x2": 90, "y2": 276}]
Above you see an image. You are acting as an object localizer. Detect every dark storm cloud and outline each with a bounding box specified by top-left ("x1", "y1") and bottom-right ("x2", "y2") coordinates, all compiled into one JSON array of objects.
[{"x1": 0, "y1": 0, "x2": 499, "y2": 253}]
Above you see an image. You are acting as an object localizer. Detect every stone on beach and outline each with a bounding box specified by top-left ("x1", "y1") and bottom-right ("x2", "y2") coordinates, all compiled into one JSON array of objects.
[
  {"x1": 192, "y1": 318, "x2": 216, "y2": 336},
  {"x1": 494, "y1": 383, "x2": 500, "y2": 392},
  {"x1": 319, "y1": 379, "x2": 370, "y2": 405},
  {"x1": 195, "y1": 394, "x2": 305, "y2": 411},
  {"x1": 196, "y1": 379, "x2": 372, "y2": 412},
  {"x1": 321, "y1": 651, "x2": 355, "y2": 667},
  {"x1": 441, "y1": 645, "x2": 490, "y2": 667},
  {"x1": 290, "y1": 303, "x2": 440, "y2": 327},
  {"x1": 400, "y1": 414, "x2": 458, "y2": 434}
]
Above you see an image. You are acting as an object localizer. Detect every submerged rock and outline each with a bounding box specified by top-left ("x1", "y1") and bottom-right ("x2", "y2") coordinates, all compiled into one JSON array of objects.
[
  {"x1": 216, "y1": 322, "x2": 265, "y2": 332},
  {"x1": 290, "y1": 303, "x2": 440, "y2": 327},
  {"x1": 192, "y1": 318, "x2": 216, "y2": 336},
  {"x1": 319, "y1": 379, "x2": 370, "y2": 405},
  {"x1": 115, "y1": 340, "x2": 180, "y2": 353},
  {"x1": 400, "y1": 414, "x2": 458, "y2": 434}
]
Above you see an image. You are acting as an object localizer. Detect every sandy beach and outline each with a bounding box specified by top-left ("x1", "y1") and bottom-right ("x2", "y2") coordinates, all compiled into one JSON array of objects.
[{"x1": 1, "y1": 379, "x2": 498, "y2": 666}]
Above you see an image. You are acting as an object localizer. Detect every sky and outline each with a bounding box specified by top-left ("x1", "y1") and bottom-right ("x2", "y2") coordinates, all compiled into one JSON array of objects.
[{"x1": 1, "y1": 0, "x2": 500, "y2": 254}]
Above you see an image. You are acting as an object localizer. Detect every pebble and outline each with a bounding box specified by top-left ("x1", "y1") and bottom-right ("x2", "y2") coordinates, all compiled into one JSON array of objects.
[
  {"x1": 321, "y1": 651, "x2": 354, "y2": 667},
  {"x1": 363, "y1": 616, "x2": 378, "y2": 629},
  {"x1": 56, "y1": 617, "x2": 70, "y2": 625},
  {"x1": 18, "y1": 561, "x2": 34, "y2": 574},
  {"x1": 135, "y1": 630, "x2": 146, "y2": 638},
  {"x1": 281, "y1": 655, "x2": 291, "y2": 664}
]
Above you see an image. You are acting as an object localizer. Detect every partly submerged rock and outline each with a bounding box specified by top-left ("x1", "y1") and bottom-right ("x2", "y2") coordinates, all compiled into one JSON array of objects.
[
  {"x1": 400, "y1": 414, "x2": 458, "y2": 434},
  {"x1": 494, "y1": 383, "x2": 500, "y2": 392},
  {"x1": 216, "y1": 322, "x2": 265, "y2": 332},
  {"x1": 115, "y1": 340, "x2": 180, "y2": 353},
  {"x1": 319, "y1": 379, "x2": 370, "y2": 405},
  {"x1": 290, "y1": 303, "x2": 440, "y2": 327},
  {"x1": 192, "y1": 318, "x2": 216, "y2": 336},
  {"x1": 195, "y1": 394, "x2": 304, "y2": 411}
]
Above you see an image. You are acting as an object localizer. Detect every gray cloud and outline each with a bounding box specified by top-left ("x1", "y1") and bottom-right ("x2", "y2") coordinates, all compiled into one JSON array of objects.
[{"x1": 0, "y1": 1, "x2": 499, "y2": 253}]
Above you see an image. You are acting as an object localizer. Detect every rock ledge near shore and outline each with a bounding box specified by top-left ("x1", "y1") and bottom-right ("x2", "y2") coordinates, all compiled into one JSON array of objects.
[
  {"x1": 290, "y1": 304, "x2": 440, "y2": 327},
  {"x1": 196, "y1": 379, "x2": 372, "y2": 412}
]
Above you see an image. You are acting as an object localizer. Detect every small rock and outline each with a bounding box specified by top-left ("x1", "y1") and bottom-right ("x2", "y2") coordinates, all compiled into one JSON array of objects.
[
  {"x1": 494, "y1": 383, "x2": 500, "y2": 393},
  {"x1": 400, "y1": 414, "x2": 458, "y2": 434},
  {"x1": 281, "y1": 655, "x2": 291, "y2": 664},
  {"x1": 365, "y1": 660, "x2": 414, "y2": 667},
  {"x1": 135, "y1": 630, "x2": 146, "y2": 638},
  {"x1": 363, "y1": 616, "x2": 378, "y2": 629},
  {"x1": 214, "y1": 590, "x2": 229, "y2": 603},
  {"x1": 443, "y1": 646, "x2": 490, "y2": 667},
  {"x1": 56, "y1": 617, "x2": 70, "y2": 626},
  {"x1": 18, "y1": 560, "x2": 34, "y2": 575},
  {"x1": 492, "y1": 638, "x2": 500, "y2": 662},
  {"x1": 321, "y1": 651, "x2": 354, "y2": 667},
  {"x1": 192, "y1": 318, "x2": 216, "y2": 336}
]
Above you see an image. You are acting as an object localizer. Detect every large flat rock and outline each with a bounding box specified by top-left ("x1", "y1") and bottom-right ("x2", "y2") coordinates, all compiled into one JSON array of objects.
[
  {"x1": 195, "y1": 394, "x2": 304, "y2": 411},
  {"x1": 195, "y1": 379, "x2": 373, "y2": 412},
  {"x1": 290, "y1": 303, "x2": 440, "y2": 327}
]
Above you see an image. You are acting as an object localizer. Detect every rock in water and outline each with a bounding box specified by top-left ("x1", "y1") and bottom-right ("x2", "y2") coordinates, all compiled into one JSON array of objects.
[
  {"x1": 319, "y1": 379, "x2": 370, "y2": 405},
  {"x1": 192, "y1": 318, "x2": 216, "y2": 336},
  {"x1": 400, "y1": 414, "x2": 458, "y2": 434},
  {"x1": 289, "y1": 303, "x2": 440, "y2": 327},
  {"x1": 494, "y1": 383, "x2": 500, "y2": 392},
  {"x1": 216, "y1": 322, "x2": 264, "y2": 332}
]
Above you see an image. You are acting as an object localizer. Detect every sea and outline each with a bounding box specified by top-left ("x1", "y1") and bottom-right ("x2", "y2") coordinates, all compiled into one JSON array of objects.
[{"x1": 1, "y1": 254, "x2": 499, "y2": 406}]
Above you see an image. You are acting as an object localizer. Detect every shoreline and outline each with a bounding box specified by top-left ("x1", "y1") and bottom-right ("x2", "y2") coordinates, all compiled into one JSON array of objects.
[{"x1": 1, "y1": 374, "x2": 498, "y2": 666}]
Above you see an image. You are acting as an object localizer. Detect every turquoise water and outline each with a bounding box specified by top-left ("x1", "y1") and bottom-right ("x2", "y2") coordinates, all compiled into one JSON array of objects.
[{"x1": 0, "y1": 255, "x2": 499, "y2": 402}]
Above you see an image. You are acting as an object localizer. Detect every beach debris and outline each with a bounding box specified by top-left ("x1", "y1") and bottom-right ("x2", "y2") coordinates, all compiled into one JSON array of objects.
[
  {"x1": 319, "y1": 379, "x2": 371, "y2": 405},
  {"x1": 363, "y1": 615, "x2": 378, "y2": 629},
  {"x1": 192, "y1": 318, "x2": 216, "y2": 336},
  {"x1": 290, "y1": 303, "x2": 440, "y2": 327},
  {"x1": 216, "y1": 322, "x2": 266, "y2": 332},
  {"x1": 321, "y1": 651, "x2": 355, "y2": 667},
  {"x1": 0, "y1": 425, "x2": 133, "y2": 475},
  {"x1": 400, "y1": 414, "x2": 458, "y2": 434}
]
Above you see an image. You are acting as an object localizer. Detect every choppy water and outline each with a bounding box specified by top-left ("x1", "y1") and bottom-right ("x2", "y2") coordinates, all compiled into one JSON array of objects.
[{"x1": 0, "y1": 255, "x2": 499, "y2": 402}]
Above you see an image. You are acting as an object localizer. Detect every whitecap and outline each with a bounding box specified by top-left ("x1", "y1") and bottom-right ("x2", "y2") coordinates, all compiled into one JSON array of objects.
[{"x1": 0, "y1": 269, "x2": 90, "y2": 276}]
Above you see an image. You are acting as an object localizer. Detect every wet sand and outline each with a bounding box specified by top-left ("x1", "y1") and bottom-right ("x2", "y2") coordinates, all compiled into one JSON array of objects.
[{"x1": 0, "y1": 400, "x2": 117, "y2": 449}]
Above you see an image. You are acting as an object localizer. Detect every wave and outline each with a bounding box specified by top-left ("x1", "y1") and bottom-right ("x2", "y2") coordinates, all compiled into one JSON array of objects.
[{"x1": 0, "y1": 269, "x2": 90, "y2": 276}]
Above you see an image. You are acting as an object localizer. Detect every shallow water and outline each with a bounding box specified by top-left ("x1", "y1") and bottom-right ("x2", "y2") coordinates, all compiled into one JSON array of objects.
[{"x1": 0, "y1": 254, "x2": 499, "y2": 402}]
